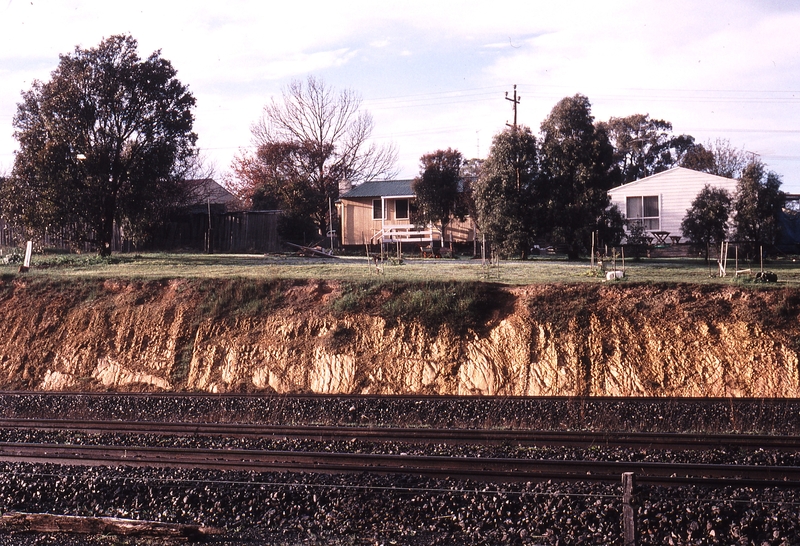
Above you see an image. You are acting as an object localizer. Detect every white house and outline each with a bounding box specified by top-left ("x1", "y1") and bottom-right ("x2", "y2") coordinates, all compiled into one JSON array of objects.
[{"x1": 608, "y1": 167, "x2": 739, "y2": 243}]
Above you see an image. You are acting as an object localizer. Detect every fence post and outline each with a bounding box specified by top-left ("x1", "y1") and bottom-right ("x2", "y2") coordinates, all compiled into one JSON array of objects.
[{"x1": 622, "y1": 472, "x2": 635, "y2": 546}]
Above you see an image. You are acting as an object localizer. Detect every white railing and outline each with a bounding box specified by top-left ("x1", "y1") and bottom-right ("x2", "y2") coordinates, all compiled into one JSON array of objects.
[{"x1": 372, "y1": 224, "x2": 442, "y2": 244}]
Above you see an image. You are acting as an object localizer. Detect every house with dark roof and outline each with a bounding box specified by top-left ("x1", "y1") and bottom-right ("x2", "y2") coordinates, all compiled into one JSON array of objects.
[{"x1": 337, "y1": 179, "x2": 476, "y2": 247}]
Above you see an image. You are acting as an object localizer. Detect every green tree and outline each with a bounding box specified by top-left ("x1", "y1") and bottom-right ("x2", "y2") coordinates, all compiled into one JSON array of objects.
[
  {"x1": 602, "y1": 114, "x2": 695, "y2": 184},
  {"x1": 539, "y1": 94, "x2": 616, "y2": 260},
  {"x1": 2, "y1": 34, "x2": 197, "y2": 256},
  {"x1": 733, "y1": 160, "x2": 785, "y2": 258},
  {"x1": 472, "y1": 126, "x2": 541, "y2": 258},
  {"x1": 680, "y1": 184, "x2": 732, "y2": 262},
  {"x1": 233, "y1": 76, "x2": 396, "y2": 240},
  {"x1": 411, "y1": 148, "x2": 467, "y2": 245}
]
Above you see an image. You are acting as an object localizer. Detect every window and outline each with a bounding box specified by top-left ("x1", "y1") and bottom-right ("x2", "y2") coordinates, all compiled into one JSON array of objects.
[
  {"x1": 372, "y1": 199, "x2": 383, "y2": 220},
  {"x1": 626, "y1": 195, "x2": 660, "y2": 230},
  {"x1": 395, "y1": 199, "x2": 409, "y2": 220}
]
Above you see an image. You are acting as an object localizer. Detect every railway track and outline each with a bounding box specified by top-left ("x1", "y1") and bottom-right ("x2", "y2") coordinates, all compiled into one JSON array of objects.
[
  {"x1": 3, "y1": 417, "x2": 800, "y2": 488},
  {"x1": 0, "y1": 441, "x2": 799, "y2": 487},
  {"x1": 2, "y1": 417, "x2": 800, "y2": 450}
]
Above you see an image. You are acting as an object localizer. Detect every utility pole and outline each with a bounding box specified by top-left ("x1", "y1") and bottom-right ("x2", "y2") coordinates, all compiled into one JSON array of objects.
[
  {"x1": 505, "y1": 84, "x2": 520, "y2": 130},
  {"x1": 505, "y1": 85, "x2": 522, "y2": 190}
]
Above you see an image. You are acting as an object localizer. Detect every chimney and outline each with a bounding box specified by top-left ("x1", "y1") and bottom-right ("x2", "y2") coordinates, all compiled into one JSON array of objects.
[{"x1": 339, "y1": 179, "x2": 352, "y2": 195}]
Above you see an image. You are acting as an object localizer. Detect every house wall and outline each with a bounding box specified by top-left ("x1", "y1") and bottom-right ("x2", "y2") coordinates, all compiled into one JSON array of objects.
[
  {"x1": 443, "y1": 217, "x2": 477, "y2": 244},
  {"x1": 608, "y1": 167, "x2": 739, "y2": 239},
  {"x1": 339, "y1": 196, "x2": 478, "y2": 246},
  {"x1": 340, "y1": 197, "x2": 388, "y2": 245}
]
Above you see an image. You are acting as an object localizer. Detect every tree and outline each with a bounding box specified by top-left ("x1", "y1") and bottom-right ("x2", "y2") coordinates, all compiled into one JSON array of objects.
[
  {"x1": 732, "y1": 160, "x2": 785, "y2": 258},
  {"x1": 411, "y1": 149, "x2": 467, "y2": 245},
  {"x1": 602, "y1": 114, "x2": 695, "y2": 184},
  {"x1": 472, "y1": 126, "x2": 541, "y2": 258},
  {"x1": 538, "y1": 94, "x2": 616, "y2": 259},
  {"x1": 2, "y1": 34, "x2": 197, "y2": 256},
  {"x1": 680, "y1": 138, "x2": 749, "y2": 179},
  {"x1": 233, "y1": 76, "x2": 396, "y2": 240},
  {"x1": 680, "y1": 184, "x2": 732, "y2": 262}
]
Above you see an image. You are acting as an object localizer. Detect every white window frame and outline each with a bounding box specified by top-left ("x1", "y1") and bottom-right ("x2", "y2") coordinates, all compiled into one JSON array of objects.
[{"x1": 626, "y1": 195, "x2": 660, "y2": 231}]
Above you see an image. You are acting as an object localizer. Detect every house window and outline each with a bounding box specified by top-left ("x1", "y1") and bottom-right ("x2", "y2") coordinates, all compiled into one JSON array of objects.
[
  {"x1": 626, "y1": 195, "x2": 660, "y2": 230},
  {"x1": 395, "y1": 199, "x2": 409, "y2": 220},
  {"x1": 372, "y1": 199, "x2": 383, "y2": 220}
]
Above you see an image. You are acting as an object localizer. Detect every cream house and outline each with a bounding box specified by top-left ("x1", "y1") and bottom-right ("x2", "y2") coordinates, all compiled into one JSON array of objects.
[{"x1": 608, "y1": 167, "x2": 739, "y2": 243}]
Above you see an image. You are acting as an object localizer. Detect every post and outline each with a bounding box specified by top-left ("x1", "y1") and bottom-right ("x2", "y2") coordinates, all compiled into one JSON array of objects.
[
  {"x1": 329, "y1": 197, "x2": 334, "y2": 253},
  {"x1": 622, "y1": 472, "x2": 635, "y2": 546},
  {"x1": 19, "y1": 240, "x2": 32, "y2": 273}
]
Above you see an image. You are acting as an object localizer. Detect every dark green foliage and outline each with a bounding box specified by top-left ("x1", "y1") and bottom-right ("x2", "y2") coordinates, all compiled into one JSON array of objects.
[
  {"x1": 472, "y1": 126, "x2": 541, "y2": 258},
  {"x1": 329, "y1": 280, "x2": 509, "y2": 335},
  {"x1": 539, "y1": 95, "x2": 617, "y2": 260},
  {"x1": 733, "y1": 160, "x2": 785, "y2": 258},
  {"x1": 680, "y1": 184, "x2": 732, "y2": 261},
  {"x1": 411, "y1": 148, "x2": 467, "y2": 241},
  {"x1": 3, "y1": 35, "x2": 197, "y2": 256},
  {"x1": 602, "y1": 114, "x2": 695, "y2": 184}
]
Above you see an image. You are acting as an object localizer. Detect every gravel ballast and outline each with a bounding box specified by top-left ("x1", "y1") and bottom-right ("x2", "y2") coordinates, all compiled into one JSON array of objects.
[{"x1": 0, "y1": 394, "x2": 799, "y2": 544}]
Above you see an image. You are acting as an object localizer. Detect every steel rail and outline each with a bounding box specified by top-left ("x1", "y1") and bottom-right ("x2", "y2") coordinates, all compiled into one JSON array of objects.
[
  {"x1": 1, "y1": 418, "x2": 799, "y2": 450},
  {"x1": 1, "y1": 442, "x2": 800, "y2": 488}
]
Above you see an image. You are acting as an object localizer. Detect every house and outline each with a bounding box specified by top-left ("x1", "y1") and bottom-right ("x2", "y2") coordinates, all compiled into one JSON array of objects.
[
  {"x1": 337, "y1": 179, "x2": 476, "y2": 248},
  {"x1": 607, "y1": 167, "x2": 739, "y2": 244}
]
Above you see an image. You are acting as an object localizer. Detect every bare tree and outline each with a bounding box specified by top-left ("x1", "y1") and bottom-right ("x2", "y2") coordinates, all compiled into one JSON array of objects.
[
  {"x1": 240, "y1": 76, "x2": 397, "y2": 238},
  {"x1": 681, "y1": 138, "x2": 750, "y2": 179}
]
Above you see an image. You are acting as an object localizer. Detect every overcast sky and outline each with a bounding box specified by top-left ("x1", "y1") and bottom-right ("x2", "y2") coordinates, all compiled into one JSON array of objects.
[{"x1": 1, "y1": 0, "x2": 799, "y2": 191}]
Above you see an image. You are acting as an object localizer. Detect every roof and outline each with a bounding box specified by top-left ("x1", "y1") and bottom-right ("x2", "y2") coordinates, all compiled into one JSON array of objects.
[
  {"x1": 185, "y1": 178, "x2": 238, "y2": 206},
  {"x1": 608, "y1": 167, "x2": 737, "y2": 196},
  {"x1": 340, "y1": 179, "x2": 414, "y2": 199}
]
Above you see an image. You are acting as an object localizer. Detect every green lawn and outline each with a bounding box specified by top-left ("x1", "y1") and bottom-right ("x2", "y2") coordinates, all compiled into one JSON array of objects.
[{"x1": 3, "y1": 251, "x2": 800, "y2": 286}]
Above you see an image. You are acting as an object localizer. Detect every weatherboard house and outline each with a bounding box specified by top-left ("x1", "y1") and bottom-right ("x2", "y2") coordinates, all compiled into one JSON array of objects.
[
  {"x1": 607, "y1": 167, "x2": 739, "y2": 244},
  {"x1": 337, "y1": 179, "x2": 476, "y2": 248}
]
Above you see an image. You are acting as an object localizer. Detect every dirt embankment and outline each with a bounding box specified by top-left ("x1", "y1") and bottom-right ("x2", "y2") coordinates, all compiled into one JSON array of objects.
[{"x1": 0, "y1": 277, "x2": 798, "y2": 397}]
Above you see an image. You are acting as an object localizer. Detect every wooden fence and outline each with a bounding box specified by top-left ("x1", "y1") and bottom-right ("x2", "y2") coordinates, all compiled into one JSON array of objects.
[{"x1": 0, "y1": 210, "x2": 281, "y2": 254}]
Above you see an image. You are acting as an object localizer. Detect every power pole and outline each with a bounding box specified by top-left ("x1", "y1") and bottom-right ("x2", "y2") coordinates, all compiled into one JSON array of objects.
[
  {"x1": 505, "y1": 85, "x2": 520, "y2": 129},
  {"x1": 505, "y1": 85, "x2": 522, "y2": 190}
]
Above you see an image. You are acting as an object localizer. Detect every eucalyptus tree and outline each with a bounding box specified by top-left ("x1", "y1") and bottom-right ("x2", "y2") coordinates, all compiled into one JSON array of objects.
[
  {"x1": 538, "y1": 94, "x2": 617, "y2": 259},
  {"x1": 733, "y1": 160, "x2": 785, "y2": 258},
  {"x1": 472, "y1": 126, "x2": 541, "y2": 258}
]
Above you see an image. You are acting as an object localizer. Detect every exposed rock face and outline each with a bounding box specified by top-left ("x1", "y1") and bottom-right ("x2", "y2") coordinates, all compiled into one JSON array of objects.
[{"x1": 1, "y1": 278, "x2": 798, "y2": 396}]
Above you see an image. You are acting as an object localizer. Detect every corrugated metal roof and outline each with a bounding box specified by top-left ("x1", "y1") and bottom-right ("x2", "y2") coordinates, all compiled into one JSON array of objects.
[{"x1": 340, "y1": 179, "x2": 414, "y2": 198}]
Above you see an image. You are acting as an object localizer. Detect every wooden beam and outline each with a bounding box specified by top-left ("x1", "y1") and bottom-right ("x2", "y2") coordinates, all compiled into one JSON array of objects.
[{"x1": 0, "y1": 512, "x2": 221, "y2": 540}]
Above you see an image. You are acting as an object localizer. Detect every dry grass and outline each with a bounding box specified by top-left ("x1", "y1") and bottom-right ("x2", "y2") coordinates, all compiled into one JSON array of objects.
[{"x1": 2, "y1": 251, "x2": 800, "y2": 286}]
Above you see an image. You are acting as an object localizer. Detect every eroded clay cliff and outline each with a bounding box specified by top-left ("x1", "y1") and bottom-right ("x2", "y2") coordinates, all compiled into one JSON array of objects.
[{"x1": 1, "y1": 277, "x2": 798, "y2": 396}]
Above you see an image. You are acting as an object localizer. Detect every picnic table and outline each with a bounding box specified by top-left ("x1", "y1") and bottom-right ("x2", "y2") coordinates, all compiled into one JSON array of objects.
[{"x1": 651, "y1": 231, "x2": 670, "y2": 245}]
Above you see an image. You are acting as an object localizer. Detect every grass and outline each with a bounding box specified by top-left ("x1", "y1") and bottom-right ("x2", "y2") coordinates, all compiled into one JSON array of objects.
[
  {"x1": 328, "y1": 279, "x2": 510, "y2": 334},
  {"x1": 1, "y1": 251, "x2": 800, "y2": 286}
]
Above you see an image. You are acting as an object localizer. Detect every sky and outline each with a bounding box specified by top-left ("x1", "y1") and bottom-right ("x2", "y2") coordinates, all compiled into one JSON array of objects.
[{"x1": 1, "y1": 0, "x2": 800, "y2": 191}]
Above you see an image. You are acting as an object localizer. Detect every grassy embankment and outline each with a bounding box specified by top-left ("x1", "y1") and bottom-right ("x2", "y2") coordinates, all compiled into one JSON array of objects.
[{"x1": 2, "y1": 251, "x2": 800, "y2": 285}]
